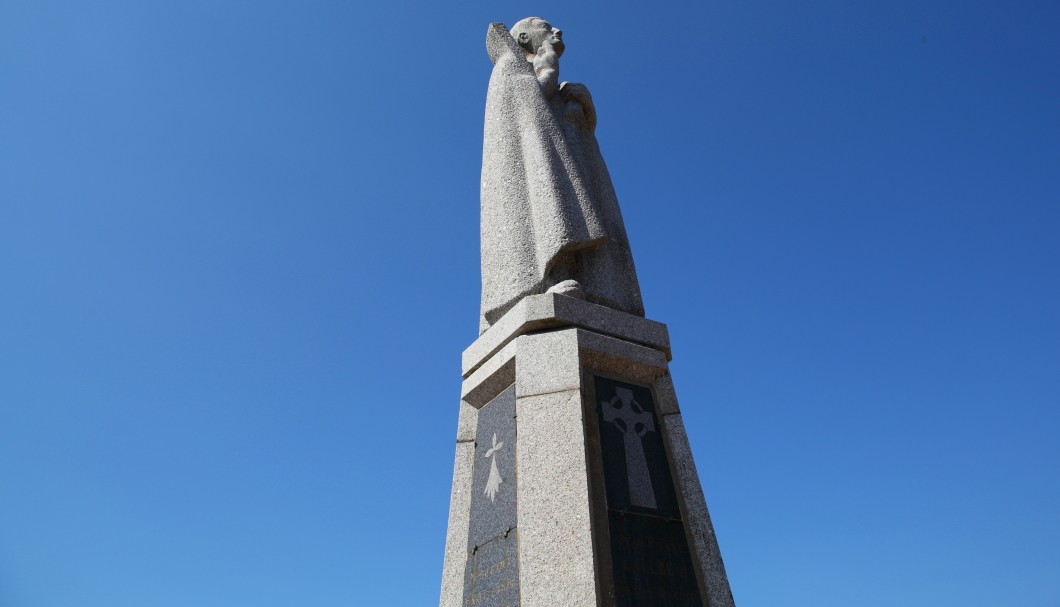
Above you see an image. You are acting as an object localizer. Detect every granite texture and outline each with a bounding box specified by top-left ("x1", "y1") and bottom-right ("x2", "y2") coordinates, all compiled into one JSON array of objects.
[
  {"x1": 652, "y1": 373, "x2": 682, "y2": 416},
  {"x1": 577, "y1": 329, "x2": 669, "y2": 385},
  {"x1": 448, "y1": 279, "x2": 734, "y2": 606},
  {"x1": 463, "y1": 293, "x2": 670, "y2": 377},
  {"x1": 444, "y1": 16, "x2": 736, "y2": 607},
  {"x1": 516, "y1": 330, "x2": 582, "y2": 397},
  {"x1": 662, "y1": 413, "x2": 735, "y2": 607},
  {"x1": 551, "y1": 294, "x2": 668, "y2": 357},
  {"x1": 467, "y1": 386, "x2": 518, "y2": 549},
  {"x1": 516, "y1": 389, "x2": 599, "y2": 607},
  {"x1": 479, "y1": 19, "x2": 643, "y2": 333},
  {"x1": 456, "y1": 400, "x2": 479, "y2": 443},
  {"x1": 440, "y1": 440, "x2": 476, "y2": 607},
  {"x1": 463, "y1": 386, "x2": 520, "y2": 606},
  {"x1": 463, "y1": 534, "x2": 520, "y2": 607},
  {"x1": 448, "y1": 328, "x2": 735, "y2": 606},
  {"x1": 462, "y1": 341, "x2": 516, "y2": 409}
]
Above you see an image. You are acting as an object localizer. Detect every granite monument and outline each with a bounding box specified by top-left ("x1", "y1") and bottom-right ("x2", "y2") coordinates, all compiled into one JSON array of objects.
[{"x1": 442, "y1": 18, "x2": 735, "y2": 607}]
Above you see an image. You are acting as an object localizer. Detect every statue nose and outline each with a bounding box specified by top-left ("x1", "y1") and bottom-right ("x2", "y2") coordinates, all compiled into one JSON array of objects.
[{"x1": 554, "y1": 29, "x2": 562, "y2": 38}]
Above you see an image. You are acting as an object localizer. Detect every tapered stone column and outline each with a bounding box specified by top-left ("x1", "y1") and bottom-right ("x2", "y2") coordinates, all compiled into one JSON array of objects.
[{"x1": 440, "y1": 293, "x2": 735, "y2": 607}]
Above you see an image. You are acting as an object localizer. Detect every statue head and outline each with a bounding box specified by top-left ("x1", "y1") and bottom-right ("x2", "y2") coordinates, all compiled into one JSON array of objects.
[{"x1": 510, "y1": 17, "x2": 564, "y2": 57}]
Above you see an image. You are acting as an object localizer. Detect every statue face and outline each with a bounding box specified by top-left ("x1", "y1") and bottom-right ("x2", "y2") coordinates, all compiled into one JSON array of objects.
[{"x1": 513, "y1": 18, "x2": 564, "y2": 56}]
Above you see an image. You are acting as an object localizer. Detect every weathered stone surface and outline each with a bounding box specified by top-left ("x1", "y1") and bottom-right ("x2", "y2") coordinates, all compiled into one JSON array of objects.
[
  {"x1": 550, "y1": 295, "x2": 668, "y2": 357},
  {"x1": 663, "y1": 414, "x2": 735, "y2": 607},
  {"x1": 464, "y1": 534, "x2": 519, "y2": 607},
  {"x1": 463, "y1": 293, "x2": 670, "y2": 378},
  {"x1": 440, "y1": 440, "x2": 476, "y2": 607},
  {"x1": 578, "y1": 329, "x2": 669, "y2": 385},
  {"x1": 455, "y1": 400, "x2": 478, "y2": 443},
  {"x1": 460, "y1": 385, "x2": 520, "y2": 606},
  {"x1": 461, "y1": 341, "x2": 516, "y2": 409},
  {"x1": 479, "y1": 19, "x2": 643, "y2": 333},
  {"x1": 653, "y1": 373, "x2": 682, "y2": 416},
  {"x1": 516, "y1": 330, "x2": 581, "y2": 397},
  {"x1": 467, "y1": 386, "x2": 517, "y2": 549},
  {"x1": 516, "y1": 389, "x2": 598, "y2": 607},
  {"x1": 447, "y1": 324, "x2": 735, "y2": 606}
]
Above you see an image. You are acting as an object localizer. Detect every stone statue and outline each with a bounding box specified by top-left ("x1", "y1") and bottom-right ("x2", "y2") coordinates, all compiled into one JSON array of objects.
[{"x1": 479, "y1": 17, "x2": 644, "y2": 333}]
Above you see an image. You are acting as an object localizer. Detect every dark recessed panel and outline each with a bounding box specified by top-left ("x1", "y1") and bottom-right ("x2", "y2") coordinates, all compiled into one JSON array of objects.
[
  {"x1": 608, "y1": 512, "x2": 702, "y2": 606},
  {"x1": 463, "y1": 533, "x2": 519, "y2": 607},
  {"x1": 593, "y1": 376, "x2": 702, "y2": 606},
  {"x1": 465, "y1": 384, "x2": 519, "y2": 605},
  {"x1": 594, "y1": 376, "x2": 680, "y2": 518},
  {"x1": 467, "y1": 384, "x2": 517, "y2": 549}
]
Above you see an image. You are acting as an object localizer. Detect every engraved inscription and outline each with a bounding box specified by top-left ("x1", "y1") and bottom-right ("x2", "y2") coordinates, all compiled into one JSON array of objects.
[
  {"x1": 608, "y1": 512, "x2": 702, "y2": 606},
  {"x1": 464, "y1": 534, "x2": 519, "y2": 607}
]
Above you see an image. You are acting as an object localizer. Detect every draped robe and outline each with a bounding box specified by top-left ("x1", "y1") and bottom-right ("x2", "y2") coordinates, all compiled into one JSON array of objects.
[{"x1": 479, "y1": 23, "x2": 644, "y2": 333}]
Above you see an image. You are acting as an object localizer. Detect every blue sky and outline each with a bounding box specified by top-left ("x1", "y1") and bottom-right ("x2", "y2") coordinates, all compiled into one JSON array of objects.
[{"x1": 1, "y1": 1, "x2": 1057, "y2": 605}]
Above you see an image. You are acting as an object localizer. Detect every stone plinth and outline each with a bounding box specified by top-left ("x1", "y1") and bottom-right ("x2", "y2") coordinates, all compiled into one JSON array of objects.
[{"x1": 441, "y1": 293, "x2": 734, "y2": 607}]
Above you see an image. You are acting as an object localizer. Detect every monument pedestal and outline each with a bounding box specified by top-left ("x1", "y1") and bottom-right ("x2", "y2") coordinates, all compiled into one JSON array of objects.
[{"x1": 441, "y1": 294, "x2": 734, "y2": 607}]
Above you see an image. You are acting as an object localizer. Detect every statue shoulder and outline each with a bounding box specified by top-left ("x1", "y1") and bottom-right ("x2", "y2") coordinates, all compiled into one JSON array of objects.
[{"x1": 486, "y1": 22, "x2": 528, "y2": 68}]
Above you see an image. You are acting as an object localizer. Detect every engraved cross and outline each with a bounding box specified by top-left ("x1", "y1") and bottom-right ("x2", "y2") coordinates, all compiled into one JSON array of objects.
[{"x1": 601, "y1": 387, "x2": 657, "y2": 509}]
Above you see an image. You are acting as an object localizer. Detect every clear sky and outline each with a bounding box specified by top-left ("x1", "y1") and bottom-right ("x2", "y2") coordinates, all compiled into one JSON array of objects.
[{"x1": 1, "y1": 1, "x2": 1057, "y2": 606}]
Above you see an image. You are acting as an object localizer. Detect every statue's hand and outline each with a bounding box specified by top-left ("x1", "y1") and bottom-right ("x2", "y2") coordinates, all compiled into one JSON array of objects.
[
  {"x1": 536, "y1": 38, "x2": 563, "y2": 59},
  {"x1": 559, "y1": 81, "x2": 590, "y2": 104},
  {"x1": 541, "y1": 37, "x2": 565, "y2": 58},
  {"x1": 559, "y1": 82, "x2": 597, "y2": 132}
]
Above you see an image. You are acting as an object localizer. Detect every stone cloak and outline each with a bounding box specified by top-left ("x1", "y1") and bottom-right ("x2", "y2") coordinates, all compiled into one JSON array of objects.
[{"x1": 479, "y1": 23, "x2": 644, "y2": 333}]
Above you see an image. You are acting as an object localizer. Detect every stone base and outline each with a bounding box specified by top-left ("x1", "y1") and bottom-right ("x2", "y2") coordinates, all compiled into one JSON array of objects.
[{"x1": 441, "y1": 294, "x2": 734, "y2": 607}]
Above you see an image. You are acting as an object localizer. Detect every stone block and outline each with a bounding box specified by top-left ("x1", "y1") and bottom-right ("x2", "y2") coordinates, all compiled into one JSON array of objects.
[
  {"x1": 461, "y1": 340, "x2": 516, "y2": 409},
  {"x1": 440, "y1": 440, "x2": 476, "y2": 607},
  {"x1": 653, "y1": 373, "x2": 681, "y2": 416},
  {"x1": 446, "y1": 311, "x2": 733, "y2": 607},
  {"x1": 516, "y1": 330, "x2": 581, "y2": 397},
  {"x1": 553, "y1": 294, "x2": 670, "y2": 358},
  {"x1": 463, "y1": 293, "x2": 671, "y2": 377},
  {"x1": 662, "y1": 414, "x2": 735, "y2": 607},
  {"x1": 456, "y1": 400, "x2": 478, "y2": 444},
  {"x1": 460, "y1": 385, "x2": 520, "y2": 606},
  {"x1": 516, "y1": 389, "x2": 598, "y2": 607},
  {"x1": 577, "y1": 329, "x2": 668, "y2": 385},
  {"x1": 467, "y1": 386, "x2": 517, "y2": 549}
]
